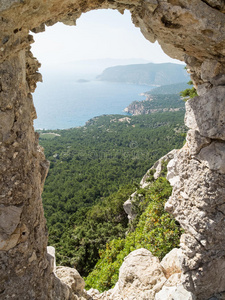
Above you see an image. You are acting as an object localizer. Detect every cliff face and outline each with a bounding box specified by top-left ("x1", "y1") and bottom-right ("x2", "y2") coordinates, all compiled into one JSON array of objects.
[{"x1": 0, "y1": 1, "x2": 225, "y2": 299}]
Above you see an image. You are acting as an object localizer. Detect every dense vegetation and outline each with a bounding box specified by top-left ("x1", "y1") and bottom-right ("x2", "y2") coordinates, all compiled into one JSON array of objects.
[
  {"x1": 180, "y1": 81, "x2": 197, "y2": 99},
  {"x1": 39, "y1": 110, "x2": 186, "y2": 277},
  {"x1": 97, "y1": 63, "x2": 189, "y2": 86},
  {"x1": 85, "y1": 176, "x2": 183, "y2": 292}
]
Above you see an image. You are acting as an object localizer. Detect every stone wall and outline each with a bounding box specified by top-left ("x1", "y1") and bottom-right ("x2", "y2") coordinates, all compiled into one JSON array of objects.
[
  {"x1": 166, "y1": 58, "x2": 225, "y2": 299},
  {"x1": 0, "y1": 1, "x2": 225, "y2": 299}
]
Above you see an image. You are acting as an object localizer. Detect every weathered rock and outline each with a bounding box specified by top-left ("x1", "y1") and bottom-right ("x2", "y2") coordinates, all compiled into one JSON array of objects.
[
  {"x1": 196, "y1": 141, "x2": 225, "y2": 174},
  {"x1": 56, "y1": 266, "x2": 85, "y2": 296},
  {"x1": 203, "y1": 0, "x2": 225, "y2": 11},
  {"x1": 86, "y1": 288, "x2": 100, "y2": 298},
  {"x1": 106, "y1": 248, "x2": 167, "y2": 299},
  {"x1": 185, "y1": 86, "x2": 225, "y2": 140},
  {"x1": 141, "y1": 149, "x2": 178, "y2": 187},
  {"x1": 160, "y1": 248, "x2": 182, "y2": 278},
  {"x1": 196, "y1": 83, "x2": 212, "y2": 96},
  {"x1": 123, "y1": 194, "x2": 137, "y2": 222},
  {"x1": 124, "y1": 149, "x2": 177, "y2": 222},
  {"x1": 155, "y1": 284, "x2": 196, "y2": 300},
  {"x1": 1, "y1": 0, "x2": 225, "y2": 299},
  {"x1": 165, "y1": 147, "x2": 225, "y2": 299},
  {"x1": 201, "y1": 60, "x2": 223, "y2": 83},
  {"x1": 166, "y1": 153, "x2": 180, "y2": 188},
  {"x1": 164, "y1": 273, "x2": 182, "y2": 287},
  {"x1": 47, "y1": 246, "x2": 56, "y2": 273},
  {"x1": 186, "y1": 129, "x2": 211, "y2": 156},
  {"x1": 0, "y1": 205, "x2": 22, "y2": 239}
]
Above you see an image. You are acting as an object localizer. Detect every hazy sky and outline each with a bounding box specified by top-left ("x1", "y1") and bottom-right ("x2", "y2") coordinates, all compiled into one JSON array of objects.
[{"x1": 31, "y1": 9, "x2": 183, "y2": 71}]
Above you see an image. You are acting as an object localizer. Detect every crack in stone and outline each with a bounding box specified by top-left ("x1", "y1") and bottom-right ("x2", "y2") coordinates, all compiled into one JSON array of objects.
[{"x1": 201, "y1": 0, "x2": 224, "y2": 11}]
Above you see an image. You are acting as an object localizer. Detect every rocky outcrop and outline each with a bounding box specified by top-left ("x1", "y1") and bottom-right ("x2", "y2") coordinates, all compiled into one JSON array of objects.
[
  {"x1": 88, "y1": 248, "x2": 194, "y2": 300},
  {"x1": 123, "y1": 192, "x2": 137, "y2": 222},
  {"x1": 123, "y1": 149, "x2": 177, "y2": 222},
  {"x1": 141, "y1": 149, "x2": 178, "y2": 186},
  {"x1": 55, "y1": 267, "x2": 91, "y2": 300},
  {"x1": 1, "y1": 1, "x2": 225, "y2": 299},
  {"x1": 108, "y1": 248, "x2": 167, "y2": 299},
  {"x1": 164, "y1": 58, "x2": 225, "y2": 299}
]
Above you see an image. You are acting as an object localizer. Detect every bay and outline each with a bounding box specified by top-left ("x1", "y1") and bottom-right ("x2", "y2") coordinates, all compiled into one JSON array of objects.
[{"x1": 33, "y1": 74, "x2": 153, "y2": 130}]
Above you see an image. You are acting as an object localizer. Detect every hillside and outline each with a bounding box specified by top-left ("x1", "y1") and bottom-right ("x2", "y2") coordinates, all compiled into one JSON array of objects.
[
  {"x1": 124, "y1": 82, "x2": 191, "y2": 115},
  {"x1": 96, "y1": 63, "x2": 189, "y2": 86},
  {"x1": 124, "y1": 94, "x2": 185, "y2": 115},
  {"x1": 146, "y1": 81, "x2": 190, "y2": 95},
  {"x1": 39, "y1": 111, "x2": 186, "y2": 277}
]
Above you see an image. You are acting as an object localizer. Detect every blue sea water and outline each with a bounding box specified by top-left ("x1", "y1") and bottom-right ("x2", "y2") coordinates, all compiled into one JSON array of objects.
[{"x1": 33, "y1": 75, "x2": 154, "y2": 130}]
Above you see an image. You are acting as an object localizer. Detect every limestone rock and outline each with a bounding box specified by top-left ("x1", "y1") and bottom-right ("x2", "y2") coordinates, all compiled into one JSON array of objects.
[
  {"x1": 0, "y1": 0, "x2": 21, "y2": 12},
  {"x1": 124, "y1": 149, "x2": 178, "y2": 222},
  {"x1": 1, "y1": 0, "x2": 225, "y2": 299},
  {"x1": 47, "y1": 246, "x2": 56, "y2": 273},
  {"x1": 160, "y1": 248, "x2": 182, "y2": 278},
  {"x1": 0, "y1": 205, "x2": 23, "y2": 251},
  {"x1": 141, "y1": 149, "x2": 178, "y2": 187},
  {"x1": 56, "y1": 266, "x2": 85, "y2": 296},
  {"x1": 123, "y1": 194, "x2": 136, "y2": 222},
  {"x1": 185, "y1": 86, "x2": 225, "y2": 140},
  {"x1": 201, "y1": 60, "x2": 222, "y2": 83},
  {"x1": 186, "y1": 129, "x2": 211, "y2": 155},
  {"x1": 204, "y1": 0, "x2": 225, "y2": 11},
  {"x1": 164, "y1": 273, "x2": 182, "y2": 287},
  {"x1": 165, "y1": 147, "x2": 225, "y2": 299},
  {"x1": 107, "y1": 248, "x2": 167, "y2": 299},
  {"x1": 196, "y1": 141, "x2": 225, "y2": 174},
  {"x1": 196, "y1": 83, "x2": 212, "y2": 96},
  {"x1": 0, "y1": 205, "x2": 22, "y2": 238},
  {"x1": 155, "y1": 284, "x2": 196, "y2": 300},
  {"x1": 86, "y1": 288, "x2": 100, "y2": 298},
  {"x1": 166, "y1": 153, "x2": 180, "y2": 188}
]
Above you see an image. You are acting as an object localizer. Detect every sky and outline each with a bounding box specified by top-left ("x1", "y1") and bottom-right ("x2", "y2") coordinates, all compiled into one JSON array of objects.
[{"x1": 31, "y1": 9, "x2": 183, "y2": 75}]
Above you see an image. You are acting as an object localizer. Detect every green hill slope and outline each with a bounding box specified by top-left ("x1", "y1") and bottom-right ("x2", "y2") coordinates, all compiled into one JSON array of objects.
[
  {"x1": 97, "y1": 63, "x2": 189, "y2": 86},
  {"x1": 39, "y1": 111, "x2": 186, "y2": 277},
  {"x1": 147, "y1": 82, "x2": 190, "y2": 95}
]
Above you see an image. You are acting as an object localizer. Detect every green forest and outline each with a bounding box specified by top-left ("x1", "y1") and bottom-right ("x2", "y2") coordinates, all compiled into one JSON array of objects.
[
  {"x1": 85, "y1": 175, "x2": 183, "y2": 291},
  {"x1": 39, "y1": 108, "x2": 186, "y2": 290}
]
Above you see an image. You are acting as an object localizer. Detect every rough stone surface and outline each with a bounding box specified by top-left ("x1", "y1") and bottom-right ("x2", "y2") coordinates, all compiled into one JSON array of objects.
[
  {"x1": 185, "y1": 86, "x2": 225, "y2": 140},
  {"x1": 196, "y1": 141, "x2": 225, "y2": 174},
  {"x1": 56, "y1": 266, "x2": 86, "y2": 296},
  {"x1": 123, "y1": 192, "x2": 137, "y2": 222},
  {"x1": 124, "y1": 149, "x2": 177, "y2": 222},
  {"x1": 47, "y1": 245, "x2": 56, "y2": 273},
  {"x1": 186, "y1": 130, "x2": 211, "y2": 156},
  {"x1": 165, "y1": 147, "x2": 225, "y2": 299},
  {"x1": 160, "y1": 248, "x2": 182, "y2": 278},
  {"x1": 141, "y1": 149, "x2": 178, "y2": 187},
  {"x1": 96, "y1": 248, "x2": 167, "y2": 300},
  {"x1": 1, "y1": 0, "x2": 225, "y2": 299},
  {"x1": 155, "y1": 284, "x2": 196, "y2": 300}
]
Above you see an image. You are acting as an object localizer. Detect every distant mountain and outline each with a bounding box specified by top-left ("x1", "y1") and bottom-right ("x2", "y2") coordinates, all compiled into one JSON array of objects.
[{"x1": 97, "y1": 63, "x2": 189, "y2": 86}]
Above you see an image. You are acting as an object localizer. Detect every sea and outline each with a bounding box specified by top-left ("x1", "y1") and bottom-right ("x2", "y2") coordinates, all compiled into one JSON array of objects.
[{"x1": 33, "y1": 73, "x2": 154, "y2": 130}]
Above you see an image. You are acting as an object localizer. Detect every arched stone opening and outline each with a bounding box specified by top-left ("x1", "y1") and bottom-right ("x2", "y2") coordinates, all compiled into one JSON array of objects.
[{"x1": 0, "y1": 1, "x2": 225, "y2": 299}]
